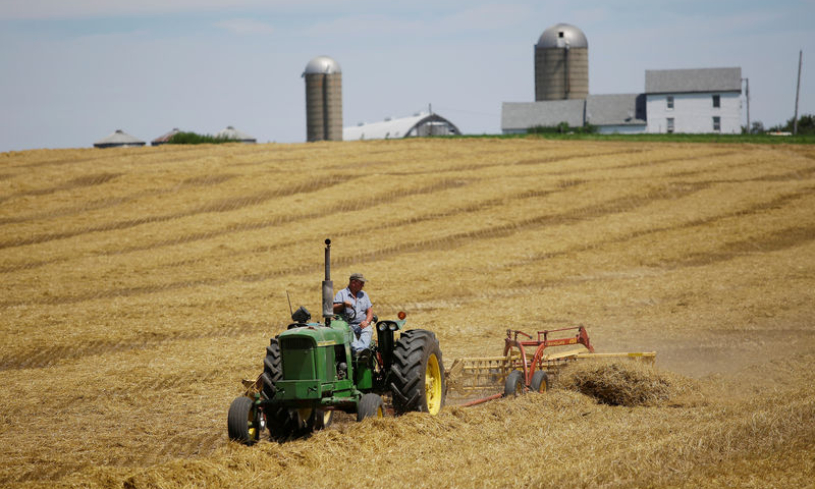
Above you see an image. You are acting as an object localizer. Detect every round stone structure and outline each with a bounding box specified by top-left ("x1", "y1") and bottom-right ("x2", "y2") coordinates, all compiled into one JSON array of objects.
[
  {"x1": 534, "y1": 23, "x2": 589, "y2": 101},
  {"x1": 303, "y1": 55, "x2": 343, "y2": 142}
]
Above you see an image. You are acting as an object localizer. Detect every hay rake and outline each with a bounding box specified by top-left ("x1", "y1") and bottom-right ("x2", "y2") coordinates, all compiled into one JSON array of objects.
[{"x1": 445, "y1": 326, "x2": 655, "y2": 406}]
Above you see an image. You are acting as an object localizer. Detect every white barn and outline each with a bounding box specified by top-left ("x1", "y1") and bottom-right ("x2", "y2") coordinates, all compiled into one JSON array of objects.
[
  {"x1": 645, "y1": 67, "x2": 742, "y2": 134},
  {"x1": 344, "y1": 112, "x2": 460, "y2": 141}
]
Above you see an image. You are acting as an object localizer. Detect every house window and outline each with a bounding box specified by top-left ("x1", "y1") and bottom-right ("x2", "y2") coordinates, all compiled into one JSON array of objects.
[
  {"x1": 667, "y1": 96, "x2": 674, "y2": 109},
  {"x1": 712, "y1": 94, "x2": 720, "y2": 108},
  {"x1": 713, "y1": 116, "x2": 721, "y2": 132},
  {"x1": 667, "y1": 118, "x2": 675, "y2": 134}
]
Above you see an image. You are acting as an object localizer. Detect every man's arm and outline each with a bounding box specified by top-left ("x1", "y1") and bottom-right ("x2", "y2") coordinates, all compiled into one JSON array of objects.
[{"x1": 361, "y1": 307, "x2": 373, "y2": 328}]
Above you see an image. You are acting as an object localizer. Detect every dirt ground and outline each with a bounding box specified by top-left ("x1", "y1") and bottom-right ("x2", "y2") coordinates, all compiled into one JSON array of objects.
[{"x1": 1, "y1": 138, "x2": 813, "y2": 488}]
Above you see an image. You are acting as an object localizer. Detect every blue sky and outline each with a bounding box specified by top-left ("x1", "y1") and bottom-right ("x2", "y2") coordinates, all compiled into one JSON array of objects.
[{"x1": 1, "y1": 0, "x2": 813, "y2": 151}]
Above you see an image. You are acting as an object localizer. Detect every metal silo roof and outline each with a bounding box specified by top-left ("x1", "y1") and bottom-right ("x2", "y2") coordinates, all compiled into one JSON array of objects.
[
  {"x1": 304, "y1": 56, "x2": 342, "y2": 75},
  {"x1": 93, "y1": 129, "x2": 145, "y2": 148},
  {"x1": 215, "y1": 126, "x2": 256, "y2": 143},
  {"x1": 151, "y1": 128, "x2": 182, "y2": 146},
  {"x1": 536, "y1": 23, "x2": 588, "y2": 49}
]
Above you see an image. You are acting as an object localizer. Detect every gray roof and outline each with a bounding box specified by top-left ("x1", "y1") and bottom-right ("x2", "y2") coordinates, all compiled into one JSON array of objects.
[
  {"x1": 536, "y1": 23, "x2": 588, "y2": 49},
  {"x1": 586, "y1": 94, "x2": 646, "y2": 126},
  {"x1": 304, "y1": 55, "x2": 341, "y2": 75},
  {"x1": 502, "y1": 100, "x2": 585, "y2": 131},
  {"x1": 645, "y1": 67, "x2": 742, "y2": 94},
  {"x1": 93, "y1": 129, "x2": 145, "y2": 148}
]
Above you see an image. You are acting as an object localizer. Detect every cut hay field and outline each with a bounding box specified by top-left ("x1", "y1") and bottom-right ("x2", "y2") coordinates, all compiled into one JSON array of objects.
[{"x1": 1, "y1": 138, "x2": 813, "y2": 488}]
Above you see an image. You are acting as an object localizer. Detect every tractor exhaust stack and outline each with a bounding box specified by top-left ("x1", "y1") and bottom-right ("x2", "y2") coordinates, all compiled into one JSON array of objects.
[{"x1": 322, "y1": 239, "x2": 334, "y2": 321}]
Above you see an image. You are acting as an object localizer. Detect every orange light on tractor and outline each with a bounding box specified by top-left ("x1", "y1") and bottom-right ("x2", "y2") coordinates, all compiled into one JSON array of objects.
[{"x1": 398, "y1": 311, "x2": 407, "y2": 320}]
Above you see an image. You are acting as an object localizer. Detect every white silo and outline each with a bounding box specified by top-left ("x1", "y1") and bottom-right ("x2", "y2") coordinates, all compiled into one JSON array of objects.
[
  {"x1": 534, "y1": 23, "x2": 589, "y2": 101},
  {"x1": 303, "y1": 56, "x2": 343, "y2": 142}
]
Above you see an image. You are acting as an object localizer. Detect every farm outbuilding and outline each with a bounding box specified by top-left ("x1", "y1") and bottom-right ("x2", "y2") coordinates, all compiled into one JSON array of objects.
[
  {"x1": 343, "y1": 112, "x2": 460, "y2": 141},
  {"x1": 93, "y1": 129, "x2": 145, "y2": 149},
  {"x1": 151, "y1": 128, "x2": 181, "y2": 146},
  {"x1": 502, "y1": 94, "x2": 647, "y2": 134},
  {"x1": 215, "y1": 126, "x2": 256, "y2": 143}
]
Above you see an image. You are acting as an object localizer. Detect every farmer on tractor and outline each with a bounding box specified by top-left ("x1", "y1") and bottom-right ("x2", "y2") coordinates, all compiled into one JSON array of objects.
[{"x1": 333, "y1": 272, "x2": 373, "y2": 353}]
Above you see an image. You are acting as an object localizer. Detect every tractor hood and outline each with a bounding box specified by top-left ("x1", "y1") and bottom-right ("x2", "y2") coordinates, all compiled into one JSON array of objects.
[{"x1": 279, "y1": 321, "x2": 351, "y2": 347}]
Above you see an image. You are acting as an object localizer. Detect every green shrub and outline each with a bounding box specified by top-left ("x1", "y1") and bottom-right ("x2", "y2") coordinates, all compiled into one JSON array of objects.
[{"x1": 167, "y1": 132, "x2": 240, "y2": 145}]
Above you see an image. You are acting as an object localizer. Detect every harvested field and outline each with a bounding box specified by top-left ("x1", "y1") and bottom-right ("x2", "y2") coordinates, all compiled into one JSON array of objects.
[{"x1": 1, "y1": 138, "x2": 814, "y2": 488}]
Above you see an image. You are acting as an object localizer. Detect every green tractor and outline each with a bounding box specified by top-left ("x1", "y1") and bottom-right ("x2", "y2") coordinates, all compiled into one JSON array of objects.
[{"x1": 228, "y1": 239, "x2": 446, "y2": 445}]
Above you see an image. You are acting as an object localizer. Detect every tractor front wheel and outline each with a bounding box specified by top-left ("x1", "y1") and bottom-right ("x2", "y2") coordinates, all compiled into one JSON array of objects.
[
  {"x1": 227, "y1": 396, "x2": 263, "y2": 445},
  {"x1": 357, "y1": 393, "x2": 385, "y2": 421},
  {"x1": 390, "y1": 330, "x2": 446, "y2": 415},
  {"x1": 310, "y1": 409, "x2": 334, "y2": 430},
  {"x1": 504, "y1": 370, "x2": 525, "y2": 397}
]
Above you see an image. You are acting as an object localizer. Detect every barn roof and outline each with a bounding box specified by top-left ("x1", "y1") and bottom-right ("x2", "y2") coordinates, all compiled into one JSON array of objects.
[
  {"x1": 645, "y1": 67, "x2": 742, "y2": 94},
  {"x1": 343, "y1": 112, "x2": 460, "y2": 141},
  {"x1": 93, "y1": 129, "x2": 145, "y2": 148}
]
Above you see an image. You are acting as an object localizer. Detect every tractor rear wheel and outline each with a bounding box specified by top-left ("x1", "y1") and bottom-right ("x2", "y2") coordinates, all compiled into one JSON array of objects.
[
  {"x1": 260, "y1": 337, "x2": 295, "y2": 440},
  {"x1": 390, "y1": 329, "x2": 446, "y2": 415},
  {"x1": 227, "y1": 396, "x2": 262, "y2": 446},
  {"x1": 357, "y1": 393, "x2": 385, "y2": 421},
  {"x1": 260, "y1": 338, "x2": 282, "y2": 399},
  {"x1": 504, "y1": 370, "x2": 525, "y2": 397},
  {"x1": 531, "y1": 370, "x2": 549, "y2": 393}
]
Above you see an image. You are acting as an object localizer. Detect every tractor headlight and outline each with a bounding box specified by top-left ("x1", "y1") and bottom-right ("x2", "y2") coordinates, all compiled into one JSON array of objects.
[
  {"x1": 378, "y1": 322, "x2": 387, "y2": 332},
  {"x1": 389, "y1": 323, "x2": 398, "y2": 331}
]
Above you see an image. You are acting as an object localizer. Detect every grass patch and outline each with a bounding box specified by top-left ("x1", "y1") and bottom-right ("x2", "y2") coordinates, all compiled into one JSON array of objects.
[{"x1": 448, "y1": 132, "x2": 815, "y2": 145}]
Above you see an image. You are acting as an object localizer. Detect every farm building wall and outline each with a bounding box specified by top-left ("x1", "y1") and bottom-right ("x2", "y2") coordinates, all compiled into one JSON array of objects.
[
  {"x1": 596, "y1": 124, "x2": 646, "y2": 135},
  {"x1": 646, "y1": 92, "x2": 741, "y2": 134}
]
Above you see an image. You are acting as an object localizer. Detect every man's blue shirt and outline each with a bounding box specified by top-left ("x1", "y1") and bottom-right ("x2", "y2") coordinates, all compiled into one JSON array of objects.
[{"x1": 333, "y1": 287, "x2": 372, "y2": 327}]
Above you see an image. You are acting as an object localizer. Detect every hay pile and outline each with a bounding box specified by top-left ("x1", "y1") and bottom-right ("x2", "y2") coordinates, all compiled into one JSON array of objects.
[{"x1": 559, "y1": 360, "x2": 684, "y2": 406}]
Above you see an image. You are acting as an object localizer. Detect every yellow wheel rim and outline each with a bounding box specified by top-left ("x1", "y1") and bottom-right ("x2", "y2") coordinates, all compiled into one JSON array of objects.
[
  {"x1": 247, "y1": 407, "x2": 257, "y2": 440},
  {"x1": 425, "y1": 353, "x2": 442, "y2": 415},
  {"x1": 376, "y1": 406, "x2": 384, "y2": 418},
  {"x1": 297, "y1": 408, "x2": 312, "y2": 426}
]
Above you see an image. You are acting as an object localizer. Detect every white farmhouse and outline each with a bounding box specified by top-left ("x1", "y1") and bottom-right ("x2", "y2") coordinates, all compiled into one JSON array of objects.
[{"x1": 645, "y1": 67, "x2": 742, "y2": 134}]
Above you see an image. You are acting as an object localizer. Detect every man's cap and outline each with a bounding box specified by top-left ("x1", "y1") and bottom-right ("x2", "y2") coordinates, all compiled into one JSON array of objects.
[{"x1": 349, "y1": 272, "x2": 367, "y2": 283}]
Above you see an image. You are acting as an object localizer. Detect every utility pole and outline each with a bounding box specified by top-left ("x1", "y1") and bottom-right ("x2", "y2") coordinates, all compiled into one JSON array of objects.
[
  {"x1": 742, "y1": 78, "x2": 750, "y2": 131},
  {"x1": 794, "y1": 50, "x2": 802, "y2": 135}
]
